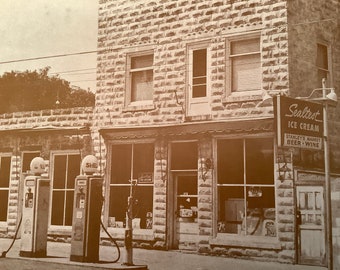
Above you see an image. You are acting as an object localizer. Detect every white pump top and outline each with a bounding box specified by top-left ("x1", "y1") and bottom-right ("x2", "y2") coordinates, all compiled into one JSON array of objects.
[
  {"x1": 81, "y1": 155, "x2": 98, "y2": 175},
  {"x1": 30, "y1": 157, "x2": 46, "y2": 175}
]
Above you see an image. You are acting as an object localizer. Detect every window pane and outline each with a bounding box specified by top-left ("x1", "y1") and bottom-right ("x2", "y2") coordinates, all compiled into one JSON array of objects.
[
  {"x1": 109, "y1": 186, "x2": 153, "y2": 229},
  {"x1": 218, "y1": 187, "x2": 244, "y2": 234},
  {"x1": 217, "y1": 139, "x2": 243, "y2": 184},
  {"x1": 0, "y1": 190, "x2": 9, "y2": 221},
  {"x1": 111, "y1": 144, "x2": 132, "y2": 184},
  {"x1": 245, "y1": 138, "x2": 274, "y2": 185},
  {"x1": 0, "y1": 156, "x2": 11, "y2": 188},
  {"x1": 133, "y1": 186, "x2": 153, "y2": 229},
  {"x1": 131, "y1": 55, "x2": 153, "y2": 69},
  {"x1": 109, "y1": 186, "x2": 129, "y2": 227},
  {"x1": 171, "y1": 142, "x2": 198, "y2": 170},
  {"x1": 193, "y1": 49, "x2": 206, "y2": 77},
  {"x1": 131, "y1": 70, "x2": 153, "y2": 101},
  {"x1": 232, "y1": 54, "x2": 261, "y2": 92},
  {"x1": 192, "y1": 49, "x2": 207, "y2": 98},
  {"x1": 245, "y1": 187, "x2": 276, "y2": 236},
  {"x1": 177, "y1": 175, "x2": 197, "y2": 196},
  {"x1": 317, "y1": 44, "x2": 328, "y2": 70},
  {"x1": 133, "y1": 143, "x2": 154, "y2": 180},
  {"x1": 51, "y1": 191, "x2": 65, "y2": 225},
  {"x1": 65, "y1": 191, "x2": 74, "y2": 226},
  {"x1": 192, "y1": 85, "x2": 206, "y2": 98},
  {"x1": 53, "y1": 155, "x2": 67, "y2": 189},
  {"x1": 66, "y1": 155, "x2": 81, "y2": 189}
]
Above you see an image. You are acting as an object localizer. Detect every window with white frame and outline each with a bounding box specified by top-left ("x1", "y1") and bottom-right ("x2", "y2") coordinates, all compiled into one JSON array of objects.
[
  {"x1": 0, "y1": 155, "x2": 11, "y2": 222},
  {"x1": 316, "y1": 43, "x2": 330, "y2": 88},
  {"x1": 51, "y1": 153, "x2": 81, "y2": 226},
  {"x1": 187, "y1": 43, "x2": 211, "y2": 116},
  {"x1": 127, "y1": 53, "x2": 154, "y2": 105},
  {"x1": 109, "y1": 143, "x2": 154, "y2": 229},
  {"x1": 227, "y1": 37, "x2": 261, "y2": 93},
  {"x1": 217, "y1": 137, "x2": 276, "y2": 237}
]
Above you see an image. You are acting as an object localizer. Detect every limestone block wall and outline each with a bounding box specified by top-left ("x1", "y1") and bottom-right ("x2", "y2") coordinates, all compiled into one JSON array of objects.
[
  {"x1": 96, "y1": 0, "x2": 289, "y2": 128},
  {"x1": 287, "y1": 0, "x2": 340, "y2": 172},
  {"x1": 0, "y1": 107, "x2": 94, "y2": 236},
  {"x1": 0, "y1": 107, "x2": 94, "y2": 131}
]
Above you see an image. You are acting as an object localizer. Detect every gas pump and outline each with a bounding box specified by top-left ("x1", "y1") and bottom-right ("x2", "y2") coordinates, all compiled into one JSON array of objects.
[
  {"x1": 70, "y1": 155, "x2": 103, "y2": 263},
  {"x1": 20, "y1": 157, "x2": 50, "y2": 258}
]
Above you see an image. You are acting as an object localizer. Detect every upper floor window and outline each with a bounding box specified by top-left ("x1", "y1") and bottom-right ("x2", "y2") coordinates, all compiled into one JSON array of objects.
[
  {"x1": 192, "y1": 49, "x2": 207, "y2": 98},
  {"x1": 187, "y1": 43, "x2": 211, "y2": 116},
  {"x1": 227, "y1": 37, "x2": 261, "y2": 93},
  {"x1": 127, "y1": 53, "x2": 154, "y2": 105},
  {"x1": 316, "y1": 43, "x2": 330, "y2": 87}
]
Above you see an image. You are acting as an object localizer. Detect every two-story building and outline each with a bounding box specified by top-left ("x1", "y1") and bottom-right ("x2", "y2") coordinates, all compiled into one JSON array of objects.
[{"x1": 94, "y1": 0, "x2": 340, "y2": 267}]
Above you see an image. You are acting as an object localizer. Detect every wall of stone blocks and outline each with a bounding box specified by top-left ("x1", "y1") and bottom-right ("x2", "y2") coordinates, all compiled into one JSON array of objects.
[
  {"x1": 0, "y1": 108, "x2": 95, "y2": 236},
  {"x1": 287, "y1": 0, "x2": 340, "y2": 172},
  {"x1": 96, "y1": 0, "x2": 289, "y2": 128}
]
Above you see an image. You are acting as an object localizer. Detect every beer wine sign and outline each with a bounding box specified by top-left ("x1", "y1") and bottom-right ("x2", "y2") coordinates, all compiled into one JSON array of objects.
[{"x1": 274, "y1": 95, "x2": 323, "y2": 150}]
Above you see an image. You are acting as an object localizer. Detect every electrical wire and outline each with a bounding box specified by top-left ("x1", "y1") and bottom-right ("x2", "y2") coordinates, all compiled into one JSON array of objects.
[{"x1": 0, "y1": 50, "x2": 97, "y2": 65}]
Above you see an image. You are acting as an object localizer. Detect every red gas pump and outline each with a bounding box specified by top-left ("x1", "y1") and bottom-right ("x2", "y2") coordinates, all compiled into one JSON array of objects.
[
  {"x1": 20, "y1": 157, "x2": 50, "y2": 258},
  {"x1": 70, "y1": 155, "x2": 103, "y2": 263}
]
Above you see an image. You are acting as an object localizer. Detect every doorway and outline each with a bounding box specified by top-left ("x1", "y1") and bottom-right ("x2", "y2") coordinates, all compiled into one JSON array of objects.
[
  {"x1": 296, "y1": 185, "x2": 326, "y2": 266},
  {"x1": 171, "y1": 173, "x2": 198, "y2": 250}
]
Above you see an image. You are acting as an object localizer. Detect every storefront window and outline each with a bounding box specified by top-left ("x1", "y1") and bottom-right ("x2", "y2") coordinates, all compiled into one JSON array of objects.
[
  {"x1": 0, "y1": 156, "x2": 11, "y2": 222},
  {"x1": 109, "y1": 143, "x2": 154, "y2": 229},
  {"x1": 217, "y1": 138, "x2": 276, "y2": 237},
  {"x1": 51, "y1": 153, "x2": 81, "y2": 226}
]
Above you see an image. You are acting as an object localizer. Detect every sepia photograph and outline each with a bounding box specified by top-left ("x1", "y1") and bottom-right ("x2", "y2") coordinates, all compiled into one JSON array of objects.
[{"x1": 0, "y1": 1, "x2": 339, "y2": 269}]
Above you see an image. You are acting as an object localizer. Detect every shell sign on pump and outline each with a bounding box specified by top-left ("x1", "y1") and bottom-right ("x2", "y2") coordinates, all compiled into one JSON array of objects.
[{"x1": 274, "y1": 95, "x2": 324, "y2": 150}]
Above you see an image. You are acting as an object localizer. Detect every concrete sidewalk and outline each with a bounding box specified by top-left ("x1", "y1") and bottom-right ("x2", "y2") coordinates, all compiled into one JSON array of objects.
[{"x1": 0, "y1": 238, "x2": 327, "y2": 270}]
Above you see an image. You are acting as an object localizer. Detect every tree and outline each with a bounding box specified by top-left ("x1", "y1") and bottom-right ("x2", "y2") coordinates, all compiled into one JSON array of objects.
[{"x1": 0, "y1": 67, "x2": 95, "y2": 114}]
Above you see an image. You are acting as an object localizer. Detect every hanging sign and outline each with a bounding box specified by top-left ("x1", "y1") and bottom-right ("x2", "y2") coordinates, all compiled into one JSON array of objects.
[{"x1": 274, "y1": 95, "x2": 323, "y2": 150}]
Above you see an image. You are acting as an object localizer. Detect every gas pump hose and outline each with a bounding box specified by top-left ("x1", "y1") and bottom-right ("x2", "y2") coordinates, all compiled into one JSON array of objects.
[
  {"x1": 1, "y1": 215, "x2": 22, "y2": 258},
  {"x1": 100, "y1": 219, "x2": 121, "y2": 263}
]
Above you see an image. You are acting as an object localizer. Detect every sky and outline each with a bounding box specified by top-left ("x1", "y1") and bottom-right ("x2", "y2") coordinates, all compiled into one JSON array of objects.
[{"x1": 0, "y1": 0, "x2": 99, "y2": 92}]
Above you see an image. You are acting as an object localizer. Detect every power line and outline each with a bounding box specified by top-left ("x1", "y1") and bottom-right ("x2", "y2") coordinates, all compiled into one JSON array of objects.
[
  {"x1": 0, "y1": 50, "x2": 97, "y2": 65},
  {"x1": 50, "y1": 67, "x2": 97, "y2": 75},
  {"x1": 70, "y1": 79, "x2": 97, "y2": 83}
]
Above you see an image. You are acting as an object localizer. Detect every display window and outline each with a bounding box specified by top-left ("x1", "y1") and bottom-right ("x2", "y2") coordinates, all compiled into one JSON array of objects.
[
  {"x1": 217, "y1": 137, "x2": 276, "y2": 237},
  {"x1": 109, "y1": 143, "x2": 154, "y2": 229}
]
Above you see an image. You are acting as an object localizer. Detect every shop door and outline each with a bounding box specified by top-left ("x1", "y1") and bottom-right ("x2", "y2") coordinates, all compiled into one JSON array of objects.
[
  {"x1": 173, "y1": 174, "x2": 198, "y2": 250},
  {"x1": 296, "y1": 185, "x2": 326, "y2": 266}
]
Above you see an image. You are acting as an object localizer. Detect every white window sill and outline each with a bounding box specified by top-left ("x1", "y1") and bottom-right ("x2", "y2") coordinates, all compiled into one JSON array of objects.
[
  {"x1": 222, "y1": 90, "x2": 263, "y2": 104},
  {"x1": 210, "y1": 234, "x2": 281, "y2": 250},
  {"x1": 123, "y1": 101, "x2": 155, "y2": 112}
]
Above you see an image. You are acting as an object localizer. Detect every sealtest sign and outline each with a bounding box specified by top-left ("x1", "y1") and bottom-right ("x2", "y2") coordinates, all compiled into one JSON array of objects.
[{"x1": 274, "y1": 95, "x2": 323, "y2": 150}]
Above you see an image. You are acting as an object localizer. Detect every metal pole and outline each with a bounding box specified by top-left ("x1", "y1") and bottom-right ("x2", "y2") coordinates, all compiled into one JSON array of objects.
[
  {"x1": 322, "y1": 78, "x2": 333, "y2": 270},
  {"x1": 123, "y1": 195, "x2": 133, "y2": 266},
  {"x1": 123, "y1": 146, "x2": 135, "y2": 266}
]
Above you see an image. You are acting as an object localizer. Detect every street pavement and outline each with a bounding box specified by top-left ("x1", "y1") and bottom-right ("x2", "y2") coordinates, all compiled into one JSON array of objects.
[{"x1": 0, "y1": 238, "x2": 327, "y2": 270}]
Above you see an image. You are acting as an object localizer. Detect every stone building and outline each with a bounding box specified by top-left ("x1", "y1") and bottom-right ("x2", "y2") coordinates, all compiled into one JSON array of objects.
[{"x1": 1, "y1": 0, "x2": 340, "y2": 268}]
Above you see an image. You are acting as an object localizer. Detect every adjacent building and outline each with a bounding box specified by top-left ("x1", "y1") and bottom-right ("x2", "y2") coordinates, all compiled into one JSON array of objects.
[{"x1": 0, "y1": 0, "x2": 340, "y2": 268}]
